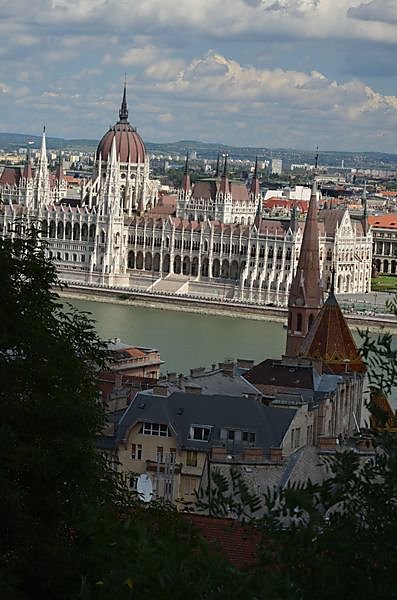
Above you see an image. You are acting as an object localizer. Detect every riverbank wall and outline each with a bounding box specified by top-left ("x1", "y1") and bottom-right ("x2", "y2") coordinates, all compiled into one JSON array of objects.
[{"x1": 58, "y1": 283, "x2": 397, "y2": 333}]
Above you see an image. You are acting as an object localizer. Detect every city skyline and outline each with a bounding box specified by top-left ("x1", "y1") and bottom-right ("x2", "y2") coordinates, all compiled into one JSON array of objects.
[{"x1": 1, "y1": 1, "x2": 397, "y2": 152}]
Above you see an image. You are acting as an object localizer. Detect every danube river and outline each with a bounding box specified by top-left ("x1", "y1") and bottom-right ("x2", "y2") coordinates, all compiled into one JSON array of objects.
[{"x1": 69, "y1": 297, "x2": 365, "y2": 375}]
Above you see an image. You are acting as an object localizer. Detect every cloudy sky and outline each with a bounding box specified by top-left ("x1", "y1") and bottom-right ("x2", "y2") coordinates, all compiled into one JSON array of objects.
[{"x1": 1, "y1": 0, "x2": 397, "y2": 152}]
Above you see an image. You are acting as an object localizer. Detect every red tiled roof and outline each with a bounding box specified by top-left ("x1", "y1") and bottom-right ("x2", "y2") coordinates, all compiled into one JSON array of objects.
[
  {"x1": 0, "y1": 166, "x2": 22, "y2": 186},
  {"x1": 183, "y1": 513, "x2": 260, "y2": 569},
  {"x1": 300, "y1": 292, "x2": 366, "y2": 374},
  {"x1": 368, "y1": 215, "x2": 397, "y2": 229}
]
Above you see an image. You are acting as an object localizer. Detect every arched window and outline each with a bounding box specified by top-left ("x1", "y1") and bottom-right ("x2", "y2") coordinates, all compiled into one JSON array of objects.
[
  {"x1": 65, "y1": 222, "x2": 71, "y2": 240},
  {"x1": 73, "y1": 222, "x2": 80, "y2": 241},
  {"x1": 57, "y1": 221, "x2": 64, "y2": 239}
]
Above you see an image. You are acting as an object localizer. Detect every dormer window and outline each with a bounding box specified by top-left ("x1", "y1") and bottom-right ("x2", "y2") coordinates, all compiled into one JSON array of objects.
[{"x1": 189, "y1": 425, "x2": 212, "y2": 442}]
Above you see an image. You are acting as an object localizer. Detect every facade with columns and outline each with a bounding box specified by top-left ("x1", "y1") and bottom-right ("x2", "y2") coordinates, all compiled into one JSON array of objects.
[{"x1": 0, "y1": 89, "x2": 372, "y2": 305}]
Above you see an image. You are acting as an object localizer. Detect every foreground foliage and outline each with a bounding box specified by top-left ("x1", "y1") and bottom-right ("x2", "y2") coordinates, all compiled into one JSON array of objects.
[{"x1": 2, "y1": 228, "x2": 397, "y2": 599}]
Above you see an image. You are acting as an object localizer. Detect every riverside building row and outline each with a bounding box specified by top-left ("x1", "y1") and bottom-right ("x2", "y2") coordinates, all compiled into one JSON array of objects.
[{"x1": 0, "y1": 86, "x2": 372, "y2": 306}]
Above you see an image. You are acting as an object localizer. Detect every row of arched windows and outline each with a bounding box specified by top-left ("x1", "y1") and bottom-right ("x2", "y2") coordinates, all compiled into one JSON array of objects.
[{"x1": 42, "y1": 220, "x2": 96, "y2": 242}]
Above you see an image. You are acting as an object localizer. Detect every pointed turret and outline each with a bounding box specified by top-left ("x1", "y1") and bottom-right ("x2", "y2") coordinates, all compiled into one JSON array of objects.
[
  {"x1": 362, "y1": 180, "x2": 368, "y2": 235},
  {"x1": 289, "y1": 200, "x2": 298, "y2": 232},
  {"x1": 33, "y1": 126, "x2": 50, "y2": 208},
  {"x1": 285, "y1": 180, "x2": 322, "y2": 357},
  {"x1": 299, "y1": 267, "x2": 366, "y2": 374},
  {"x1": 182, "y1": 152, "x2": 190, "y2": 194},
  {"x1": 22, "y1": 149, "x2": 33, "y2": 180},
  {"x1": 215, "y1": 152, "x2": 221, "y2": 177},
  {"x1": 219, "y1": 154, "x2": 229, "y2": 195},
  {"x1": 119, "y1": 79, "x2": 129, "y2": 123},
  {"x1": 250, "y1": 157, "x2": 260, "y2": 198},
  {"x1": 55, "y1": 151, "x2": 64, "y2": 181}
]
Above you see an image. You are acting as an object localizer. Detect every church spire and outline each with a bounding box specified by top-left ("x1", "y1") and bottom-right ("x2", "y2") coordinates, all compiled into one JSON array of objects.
[
  {"x1": 22, "y1": 148, "x2": 33, "y2": 180},
  {"x1": 250, "y1": 156, "x2": 260, "y2": 198},
  {"x1": 215, "y1": 152, "x2": 221, "y2": 177},
  {"x1": 182, "y1": 152, "x2": 190, "y2": 193},
  {"x1": 362, "y1": 180, "x2": 368, "y2": 235},
  {"x1": 299, "y1": 267, "x2": 366, "y2": 375},
  {"x1": 285, "y1": 179, "x2": 322, "y2": 357},
  {"x1": 119, "y1": 78, "x2": 129, "y2": 122},
  {"x1": 220, "y1": 153, "x2": 229, "y2": 195}
]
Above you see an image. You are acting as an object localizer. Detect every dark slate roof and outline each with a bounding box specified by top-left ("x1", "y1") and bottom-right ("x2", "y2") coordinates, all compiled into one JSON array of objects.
[
  {"x1": 244, "y1": 359, "x2": 319, "y2": 390},
  {"x1": 107, "y1": 391, "x2": 296, "y2": 454},
  {"x1": 243, "y1": 358, "x2": 341, "y2": 405}
]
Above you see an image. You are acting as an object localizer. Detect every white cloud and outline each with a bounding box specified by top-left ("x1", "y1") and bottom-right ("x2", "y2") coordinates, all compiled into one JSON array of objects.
[
  {"x1": 348, "y1": 0, "x2": 397, "y2": 24},
  {"x1": 157, "y1": 113, "x2": 174, "y2": 123},
  {"x1": 119, "y1": 45, "x2": 161, "y2": 66}
]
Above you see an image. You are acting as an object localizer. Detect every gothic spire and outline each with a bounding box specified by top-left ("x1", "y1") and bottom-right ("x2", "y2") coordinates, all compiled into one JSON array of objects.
[
  {"x1": 220, "y1": 153, "x2": 229, "y2": 195},
  {"x1": 215, "y1": 152, "x2": 221, "y2": 177},
  {"x1": 22, "y1": 148, "x2": 33, "y2": 180},
  {"x1": 289, "y1": 200, "x2": 298, "y2": 232},
  {"x1": 362, "y1": 180, "x2": 368, "y2": 235},
  {"x1": 285, "y1": 180, "x2": 322, "y2": 357},
  {"x1": 119, "y1": 78, "x2": 129, "y2": 122},
  {"x1": 250, "y1": 156, "x2": 260, "y2": 198},
  {"x1": 182, "y1": 152, "x2": 190, "y2": 193}
]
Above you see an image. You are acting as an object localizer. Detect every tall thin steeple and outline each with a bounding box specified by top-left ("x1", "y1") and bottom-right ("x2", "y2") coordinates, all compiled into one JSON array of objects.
[
  {"x1": 285, "y1": 180, "x2": 322, "y2": 357},
  {"x1": 182, "y1": 152, "x2": 190, "y2": 194},
  {"x1": 215, "y1": 152, "x2": 221, "y2": 177},
  {"x1": 219, "y1": 153, "x2": 229, "y2": 195},
  {"x1": 34, "y1": 126, "x2": 50, "y2": 208},
  {"x1": 22, "y1": 148, "x2": 33, "y2": 180},
  {"x1": 289, "y1": 200, "x2": 298, "y2": 232},
  {"x1": 250, "y1": 157, "x2": 260, "y2": 198},
  {"x1": 362, "y1": 180, "x2": 368, "y2": 235},
  {"x1": 119, "y1": 77, "x2": 129, "y2": 123}
]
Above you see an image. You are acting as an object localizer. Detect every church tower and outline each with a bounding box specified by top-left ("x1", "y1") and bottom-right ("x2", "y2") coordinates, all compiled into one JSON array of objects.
[
  {"x1": 34, "y1": 127, "x2": 51, "y2": 210},
  {"x1": 285, "y1": 180, "x2": 322, "y2": 357}
]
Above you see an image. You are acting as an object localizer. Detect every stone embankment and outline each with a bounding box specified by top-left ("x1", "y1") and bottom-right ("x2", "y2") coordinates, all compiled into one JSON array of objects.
[{"x1": 58, "y1": 281, "x2": 397, "y2": 333}]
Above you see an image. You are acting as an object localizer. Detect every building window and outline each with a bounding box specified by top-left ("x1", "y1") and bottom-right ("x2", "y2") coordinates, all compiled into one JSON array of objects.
[
  {"x1": 139, "y1": 423, "x2": 170, "y2": 437},
  {"x1": 73, "y1": 253, "x2": 77, "y2": 262},
  {"x1": 228, "y1": 430, "x2": 236, "y2": 441},
  {"x1": 296, "y1": 313, "x2": 302, "y2": 332},
  {"x1": 186, "y1": 450, "x2": 198, "y2": 467},
  {"x1": 65, "y1": 252, "x2": 69, "y2": 261},
  {"x1": 131, "y1": 443, "x2": 142, "y2": 460},
  {"x1": 156, "y1": 446, "x2": 164, "y2": 462},
  {"x1": 188, "y1": 425, "x2": 211, "y2": 442},
  {"x1": 242, "y1": 431, "x2": 256, "y2": 445},
  {"x1": 291, "y1": 428, "x2": 301, "y2": 448},
  {"x1": 81, "y1": 254, "x2": 85, "y2": 262},
  {"x1": 169, "y1": 448, "x2": 176, "y2": 463}
]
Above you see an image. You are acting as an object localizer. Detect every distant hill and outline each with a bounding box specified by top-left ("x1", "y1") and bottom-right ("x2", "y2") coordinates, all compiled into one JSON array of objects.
[{"x1": 1, "y1": 132, "x2": 397, "y2": 169}]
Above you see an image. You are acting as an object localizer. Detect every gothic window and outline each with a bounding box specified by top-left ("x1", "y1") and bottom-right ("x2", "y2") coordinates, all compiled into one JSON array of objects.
[
  {"x1": 296, "y1": 313, "x2": 303, "y2": 332},
  {"x1": 65, "y1": 222, "x2": 72, "y2": 240},
  {"x1": 268, "y1": 246, "x2": 274, "y2": 259},
  {"x1": 73, "y1": 223, "x2": 80, "y2": 241}
]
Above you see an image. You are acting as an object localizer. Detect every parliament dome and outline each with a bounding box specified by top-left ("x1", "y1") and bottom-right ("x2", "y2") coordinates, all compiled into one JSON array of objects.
[{"x1": 96, "y1": 85, "x2": 146, "y2": 164}]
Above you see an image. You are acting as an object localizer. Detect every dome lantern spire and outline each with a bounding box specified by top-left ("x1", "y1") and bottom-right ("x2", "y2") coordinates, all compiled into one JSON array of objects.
[{"x1": 119, "y1": 78, "x2": 129, "y2": 123}]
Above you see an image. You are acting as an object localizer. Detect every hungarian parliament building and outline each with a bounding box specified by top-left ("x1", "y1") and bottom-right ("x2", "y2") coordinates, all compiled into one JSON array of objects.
[{"x1": 0, "y1": 87, "x2": 372, "y2": 306}]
